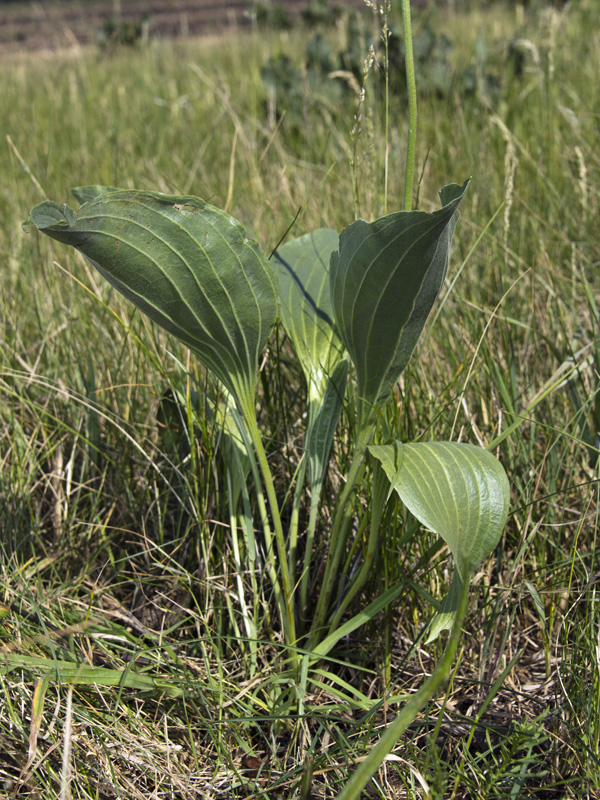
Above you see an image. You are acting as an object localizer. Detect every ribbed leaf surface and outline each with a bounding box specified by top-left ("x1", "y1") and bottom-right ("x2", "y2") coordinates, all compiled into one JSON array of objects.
[
  {"x1": 331, "y1": 181, "x2": 468, "y2": 426},
  {"x1": 273, "y1": 229, "x2": 348, "y2": 488},
  {"x1": 370, "y1": 440, "x2": 510, "y2": 576},
  {"x1": 26, "y1": 191, "x2": 278, "y2": 410},
  {"x1": 370, "y1": 439, "x2": 510, "y2": 640},
  {"x1": 273, "y1": 229, "x2": 345, "y2": 402},
  {"x1": 71, "y1": 185, "x2": 120, "y2": 204}
]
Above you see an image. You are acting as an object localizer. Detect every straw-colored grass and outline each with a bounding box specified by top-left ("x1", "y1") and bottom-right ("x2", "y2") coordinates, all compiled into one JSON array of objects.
[{"x1": 1, "y1": 1, "x2": 599, "y2": 796}]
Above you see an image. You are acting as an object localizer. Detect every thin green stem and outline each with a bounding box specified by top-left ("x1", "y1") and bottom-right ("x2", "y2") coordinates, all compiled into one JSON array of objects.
[
  {"x1": 237, "y1": 397, "x2": 298, "y2": 658},
  {"x1": 307, "y1": 422, "x2": 374, "y2": 649},
  {"x1": 351, "y1": 98, "x2": 362, "y2": 220},
  {"x1": 401, "y1": 0, "x2": 417, "y2": 211},
  {"x1": 326, "y1": 460, "x2": 387, "y2": 634},
  {"x1": 298, "y1": 480, "x2": 322, "y2": 629},
  {"x1": 334, "y1": 576, "x2": 470, "y2": 800},
  {"x1": 340, "y1": 511, "x2": 369, "y2": 579},
  {"x1": 225, "y1": 472, "x2": 258, "y2": 672},
  {"x1": 306, "y1": 466, "x2": 360, "y2": 648},
  {"x1": 247, "y1": 411, "x2": 297, "y2": 648},
  {"x1": 383, "y1": 3, "x2": 390, "y2": 216},
  {"x1": 288, "y1": 454, "x2": 308, "y2": 589}
]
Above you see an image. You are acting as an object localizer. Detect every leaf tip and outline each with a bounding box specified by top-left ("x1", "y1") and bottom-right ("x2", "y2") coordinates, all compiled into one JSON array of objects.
[
  {"x1": 24, "y1": 201, "x2": 76, "y2": 233},
  {"x1": 439, "y1": 177, "x2": 470, "y2": 208}
]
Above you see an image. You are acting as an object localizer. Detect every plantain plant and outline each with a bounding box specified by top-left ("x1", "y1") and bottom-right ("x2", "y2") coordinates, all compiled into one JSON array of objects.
[
  {"x1": 24, "y1": 3, "x2": 511, "y2": 796},
  {"x1": 24, "y1": 176, "x2": 508, "y2": 765}
]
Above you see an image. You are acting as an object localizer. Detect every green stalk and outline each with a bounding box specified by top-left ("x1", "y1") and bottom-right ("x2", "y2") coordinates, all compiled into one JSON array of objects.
[
  {"x1": 241, "y1": 406, "x2": 298, "y2": 655},
  {"x1": 226, "y1": 473, "x2": 258, "y2": 673},
  {"x1": 288, "y1": 454, "x2": 308, "y2": 589},
  {"x1": 326, "y1": 459, "x2": 388, "y2": 634},
  {"x1": 307, "y1": 422, "x2": 374, "y2": 648},
  {"x1": 383, "y1": 2, "x2": 390, "y2": 216},
  {"x1": 401, "y1": 0, "x2": 417, "y2": 211},
  {"x1": 334, "y1": 576, "x2": 470, "y2": 800},
  {"x1": 298, "y1": 478, "x2": 323, "y2": 626},
  {"x1": 238, "y1": 466, "x2": 264, "y2": 637}
]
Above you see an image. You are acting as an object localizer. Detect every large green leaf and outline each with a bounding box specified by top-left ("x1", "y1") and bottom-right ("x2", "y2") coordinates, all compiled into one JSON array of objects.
[
  {"x1": 273, "y1": 229, "x2": 345, "y2": 399},
  {"x1": 331, "y1": 181, "x2": 468, "y2": 428},
  {"x1": 273, "y1": 229, "x2": 348, "y2": 488},
  {"x1": 370, "y1": 440, "x2": 510, "y2": 639},
  {"x1": 25, "y1": 191, "x2": 278, "y2": 414},
  {"x1": 71, "y1": 185, "x2": 120, "y2": 204},
  {"x1": 371, "y1": 440, "x2": 509, "y2": 574}
]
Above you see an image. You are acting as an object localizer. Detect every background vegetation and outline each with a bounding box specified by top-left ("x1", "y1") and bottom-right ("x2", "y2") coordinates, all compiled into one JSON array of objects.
[{"x1": 1, "y1": 0, "x2": 599, "y2": 797}]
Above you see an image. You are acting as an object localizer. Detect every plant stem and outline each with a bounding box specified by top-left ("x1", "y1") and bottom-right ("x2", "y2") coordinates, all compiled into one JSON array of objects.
[
  {"x1": 326, "y1": 459, "x2": 387, "y2": 634},
  {"x1": 298, "y1": 479, "x2": 322, "y2": 629},
  {"x1": 401, "y1": 0, "x2": 417, "y2": 211},
  {"x1": 383, "y1": 3, "x2": 390, "y2": 216},
  {"x1": 240, "y1": 400, "x2": 298, "y2": 658},
  {"x1": 226, "y1": 476, "x2": 258, "y2": 673},
  {"x1": 288, "y1": 454, "x2": 308, "y2": 589},
  {"x1": 334, "y1": 576, "x2": 470, "y2": 800},
  {"x1": 307, "y1": 422, "x2": 374, "y2": 649}
]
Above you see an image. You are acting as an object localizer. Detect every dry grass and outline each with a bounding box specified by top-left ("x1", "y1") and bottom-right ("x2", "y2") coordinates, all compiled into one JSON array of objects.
[{"x1": 1, "y1": 0, "x2": 600, "y2": 797}]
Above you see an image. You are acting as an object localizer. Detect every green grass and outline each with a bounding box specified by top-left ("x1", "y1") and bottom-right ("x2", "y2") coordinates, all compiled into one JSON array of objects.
[{"x1": 1, "y1": 1, "x2": 600, "y2": 797}]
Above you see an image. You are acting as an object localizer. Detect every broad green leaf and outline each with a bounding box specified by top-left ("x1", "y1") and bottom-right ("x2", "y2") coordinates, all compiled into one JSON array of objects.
[
  {"x1": 25, "y1": 192, "x2": 278, "y2": 415},
  {"x1": 370, "y1": 440, "x2": 510, "y2": 639},
  {"x1": 273, "y1": 229, "x2": 345, "y2": 402},
  {"x1": 71, "y1": 185, "x2": 120, "y2": 204},
  {"x1": 273, "y1": 229, "x2": 348, "y2": 488},
  {"x1": 25, "y1": 202, "x2": 76, "y2": 230},
  {"x1": 371, "y1": 440, "x2": 509, "y2": 575},
  {"x1": 331, "y1": 181, "x2": 469, "y2": 428}
]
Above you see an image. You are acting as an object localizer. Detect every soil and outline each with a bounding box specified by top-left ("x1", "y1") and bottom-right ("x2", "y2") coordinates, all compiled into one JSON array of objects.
[{"x1": 0, "y1": 0, "x2": 367, "y2": 56}]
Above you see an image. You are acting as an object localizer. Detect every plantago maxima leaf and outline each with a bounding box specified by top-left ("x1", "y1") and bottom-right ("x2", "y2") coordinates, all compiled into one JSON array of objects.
[
  {"x1": 26, "y1": 192, "x2": 278, "y2": 413},
  {"x1": 71, "y1": 185, "x2": 120, "y2": 205},
  {"x1": 273, "y1": 229, "x2": 348, "y2": 488},
  {"x1": 331, "y1": 181, "x2": 469, "y2": 428},
  {"x1": 370, "y1": 440, "x2": 510, "y2": 640},
  {"x1": 371, "y1": 440, "x2": 509, "y2": 574},
  {"x1": 273, "y1": 229, "x2": 345, "y2": 398}
]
